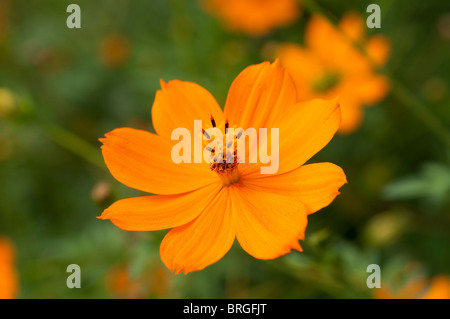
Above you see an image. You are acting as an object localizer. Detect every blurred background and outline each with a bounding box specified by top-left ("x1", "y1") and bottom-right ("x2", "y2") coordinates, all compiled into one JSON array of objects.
[{"x1": 0, "y1": 0, "x2": 449, "y2": 298}]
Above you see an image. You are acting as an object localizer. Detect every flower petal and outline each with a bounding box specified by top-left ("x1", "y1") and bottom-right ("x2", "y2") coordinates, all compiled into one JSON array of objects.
[
  {"x1": 151, "y1": 80, "x2": 225, "y2": 140},
  {"x1": 366, "y1": 34, "x2": 391, "y2": 67},
  {"x1": 101, "y1": 127, "x2": 218, "y2": 195},
  {"x1": 230, "y1": 185, "x2": 307, "y2": 260},
  {"x1": 305, "y1": 14, "x2": 340, "y2": 64},
  {"x1": 351, "y1": 73, "x2": 390, "y2": 105},
  {"x1": 305, "y1": 13, "x2": 365, "y2": 71},
  {"x1": 224, "y1": 60, "x2": 299, "y2": 130},
  {"x1": 241, "y1": 162, "x2": 347, "y2": 214},
  {"x1": 339, "y1": 11, "x2": 365, "y2": 42},
  {"x1": 0, "y1": 238, "x2": 18, "y2": 299},
  {"x1": 203, "y1": 0, "x2": 300, "y2": 36},
  {"x1": 160, "y1": 187, "x2": 234, "y2": 274},
  {"x1": 237, "y1": 98, "x2": 341, "y2": 179},
  {"x1": 98, "y1": 182, "x2": 222, "y2": 231},
  {"x1": 338, "y1": 100, "x2": 363, "y2": 134},
  {"x1": 277, "y1": 98, "x2": 341, "y2": 174},
  {"x1": 277, "y1": 44, "x2": 323, "y2": 97}
]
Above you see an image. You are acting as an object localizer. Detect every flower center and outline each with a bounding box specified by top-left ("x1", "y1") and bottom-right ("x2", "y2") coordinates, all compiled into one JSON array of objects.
[
  {"x1": 203, "y1": 116, "x2": 241, "y2": 186},
  {"x1": 313, "y1": 71, "x2": 341, "y2": 93}
]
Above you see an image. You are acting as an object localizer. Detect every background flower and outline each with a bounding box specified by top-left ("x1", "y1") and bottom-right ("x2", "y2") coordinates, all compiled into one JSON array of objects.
[
  {"x1": 201, "y1": 0, "x2": 301, "y2": 36},
  {"x1": 276, "y1": 12, "x2": 390, "y2": 134}
]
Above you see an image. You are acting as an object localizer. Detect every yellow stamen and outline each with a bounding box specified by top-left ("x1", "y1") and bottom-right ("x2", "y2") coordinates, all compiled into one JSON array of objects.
[
  {"x1": 203, "y1": 116, "x2": 240, "y2": 186},
  {"x1": 216, "y1": 166, "x2": 240, "y2": 186}
]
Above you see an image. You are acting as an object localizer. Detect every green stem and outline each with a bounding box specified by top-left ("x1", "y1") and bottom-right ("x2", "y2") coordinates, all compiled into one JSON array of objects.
[
  {"x1": 301, "y1": 0, "x2": 450, "y2": 147},
  {"x1": 4, "y1": 44, "x2": 108, "y2": 171},
  {"x1": 40, "y1": 120, "x2": 106, "y2": 171},
  {"x1": 301, "y1": 0, "x2": 338, "y2": 24},
  {"x1": 389, "y1": 79, "x2": 450, "y2": 147}
]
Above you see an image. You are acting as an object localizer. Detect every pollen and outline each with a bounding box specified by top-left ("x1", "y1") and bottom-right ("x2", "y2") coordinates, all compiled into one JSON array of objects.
[{"x1": 203, "y1": 116, "x2": 241, "y2": 186}]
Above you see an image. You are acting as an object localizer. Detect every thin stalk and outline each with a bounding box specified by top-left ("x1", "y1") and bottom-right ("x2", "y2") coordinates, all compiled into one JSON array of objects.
[{"x1": 40, "y1": 120, "x2": 106, "y2": 171}]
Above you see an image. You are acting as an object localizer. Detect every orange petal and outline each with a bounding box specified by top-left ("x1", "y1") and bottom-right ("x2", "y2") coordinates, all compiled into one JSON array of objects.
[
  {"x1": 231, "y1": 185, "x2": 307, "y2": 260},
  {"x1": 355, "y1": 74, "x2": 390, "y2": 105},
  {"x1": 241, "y1": 162, "x2": 346, "y2": 214},
  {"x1": 340, "y1": 72, "x2": 390, "y2": 106},
  {"x1": 275, "y1": 98, "x2": 341, "y2": 175},
  {"x1": 366, "y1": 34, "x2": 391, "y2": 67},
  {"x1": 276, "y1": 44, "x2": 323, "y2": 98},
  {"x1": 101, "y1": 127, "x2": 218, "y2": 195},
  {"x1": 424, "y1": 276, "x2": 450, "y2": 299},
  {"x1": 98, "y1": 182, "x2": 222, "y2": 231},
  {"x1": 0, "y1": 238, "x2": 18, "y2": 299},
  {"x1": 337, "y1": 99, "x2": 363, "y2": 134},
  {"x1": 160, "y1": 187, "x2": 234, "y2": 274},
  {"x1": 224, "y1": 60, "x2": 299, "y2": 130},
  {"x1": 305, "y1": 15, "x2": 340, "y2": 64},
  {"x1": 203, "y1": 0, "x2": 300, "y2": 36},
  {"x1": 339, "y1": 11, "x2": 365, "y2": 42},
  {"x1": 151, "y1": 80, "x2": 225, "y2": 141},
  {"x1": 306, "y1": 13, "x2": 367, "y2": 70}
]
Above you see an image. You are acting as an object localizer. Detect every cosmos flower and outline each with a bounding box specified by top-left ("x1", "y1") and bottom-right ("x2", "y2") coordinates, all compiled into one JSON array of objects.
[
  {"x1": 98, "y1": 60, "x2": 347, "y2": 274},
  {"x1": 276, "y1": 12, "x2": 390, "y2": 134},
  {"x1": 0, "y1": 237, "x2": 19, "y2": 299},
  {"x1": 201, "y1": 0, "x2": 301, "y2": 36}
]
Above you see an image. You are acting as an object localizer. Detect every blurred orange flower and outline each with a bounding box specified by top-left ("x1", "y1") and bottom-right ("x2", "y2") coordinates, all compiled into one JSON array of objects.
[
  {"x1": 277, "y1": 12, "x2": 390, "y2": 134},
  {"x1": 99, "y1": 34, "x2": 130, "y2": 68},
  {"x1": 375, "y1": 275, "x2": 450, "y2": 299},
  {"x1": 98, "y1": 60, "x2": 346, "y2": 274},
  {"x1": 0, "y1": 237, "x2": 19, "y2": 299},
  {"x1": 202, "y1": 0, "x2": 301, "y2": 36}
]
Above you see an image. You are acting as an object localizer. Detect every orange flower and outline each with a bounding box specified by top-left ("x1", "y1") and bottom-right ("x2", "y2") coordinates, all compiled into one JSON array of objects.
[
  {"x1": 276, "y1": 12, "x2": 390, "y2": 134},
  {"x1": 202, "y1": 0, "x2": 300, "y2": 36},
  {"x1": 375, "y1": 275, "x2": 450, "y2": 299},
  {"x1": 0, "y1": 237, "x2": 19, "y2": 299},
  {"x1": 98, "y1": 60, "x2": 347, "y2": 274}
]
